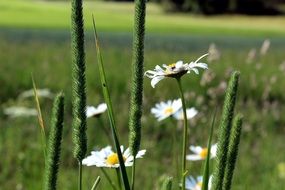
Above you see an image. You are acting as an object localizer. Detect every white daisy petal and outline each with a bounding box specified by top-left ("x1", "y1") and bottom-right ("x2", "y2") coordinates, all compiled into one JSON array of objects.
[
  {"x1": 151, "y1": 99, "x2": 182, "y2": 121},
  {"x1": 151, "y1": 76, "x2": 165, "y2": 88},
  {"x1": 145, "y1": 54, "x2": 208, "y2": 87},
  {"x1": 83, "y1": 145, "x2": 145, "y2": 168},
  {"x1": 86, "y1": 103, "x2": 107, "y2": 118}
]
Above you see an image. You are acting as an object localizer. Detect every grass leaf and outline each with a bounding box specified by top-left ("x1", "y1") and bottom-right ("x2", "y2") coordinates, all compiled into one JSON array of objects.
[{"x1": 92, "y1": 16, "x2": 130, "y2": 190}]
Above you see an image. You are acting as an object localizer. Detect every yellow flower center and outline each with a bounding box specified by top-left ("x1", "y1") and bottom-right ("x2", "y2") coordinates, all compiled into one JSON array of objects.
[
  {"x1": 164, "y1": 107, "x2": 174, "y2": 115},
  {"x1": 106, "y1": 153, "x2": 126, "y2": 165},
  {"x1": 168, "y1": 63, "x2": 176, "y2": 69},
  {"x1": 199, "y1": 148, "x2": 208, "y2": 159},
  {"x1": 195, "y1": 181, "x2": 203, "y2": 189}
]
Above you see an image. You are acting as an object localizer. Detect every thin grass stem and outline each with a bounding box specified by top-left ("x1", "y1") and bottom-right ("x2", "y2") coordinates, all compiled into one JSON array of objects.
[
  {"x1": 91, "y1": 176, "x2": 101, "y2": 190},
  {"x1": 78, "y1": 161, "x2": 82, "y2": 190},
  {"x1": 100, "y1": 168, "x2": 117, "y2": 190}
]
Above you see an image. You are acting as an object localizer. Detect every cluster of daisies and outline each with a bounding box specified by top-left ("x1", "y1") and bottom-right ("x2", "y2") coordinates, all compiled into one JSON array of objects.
[
  {"x1": 83, "y1": 54, "x2": 211, "y2": 190},
  {"x1": 151, "y1": 98, "x2": 217, "y2": 190}
]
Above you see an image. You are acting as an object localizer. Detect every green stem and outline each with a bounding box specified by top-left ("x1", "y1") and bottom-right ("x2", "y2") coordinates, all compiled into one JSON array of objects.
[
  {"x1": 91, "y1": 176, "x2": 101, "y2": 190},
  {"x1": 170, "y1": 118, "x2": 179, "y2": 180},
  {"x1": 131, "y1": 158, "x2": 136, "y2": 190},
  {"x1": 100, "y1": 168, "x2": 117, "y2": 190},
  {"x1": 78, "y1": 161, "x2": 82, "y2": 190},
  {"x1": 176, "y1": 78, "x2": 188, "y2": 190},
  {"x1": 116, "y1": 168, "x2": 122, "y2": 190},
  {"x1": 97, "y1": 117, "x2": 112, "y2": 143}
]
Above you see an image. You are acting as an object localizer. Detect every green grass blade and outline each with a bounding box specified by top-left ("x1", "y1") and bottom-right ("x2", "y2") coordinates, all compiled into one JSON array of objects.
[
  {"x1": 160, "y1": 176, "x2": 173, "y2": 190},
  {"x1": 32, "y1": 75, "x2": 47, "y2": 161},
  {"x1": 202, "y1": 109, "x2": 217, "y2": 190},
  {"x1": 222, "y1": 114, "x2": 243, "y2": 190},
  {"x1": 92, "y1": 16, "x2": 130, "y2": 190},
  {"x1": 91, "y1": 176, "x2": 101, "y2": 190}
]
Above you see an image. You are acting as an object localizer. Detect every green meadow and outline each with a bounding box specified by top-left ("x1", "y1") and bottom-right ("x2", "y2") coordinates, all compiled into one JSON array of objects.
[{"x1": 1, "y1": 0, "x2": 285, "y2": 189}]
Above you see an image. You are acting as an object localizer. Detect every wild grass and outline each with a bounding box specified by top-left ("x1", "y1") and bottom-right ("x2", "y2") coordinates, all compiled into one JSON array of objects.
[{"x1": 1, "y1": 28, "x2": 285, "y2": 189}]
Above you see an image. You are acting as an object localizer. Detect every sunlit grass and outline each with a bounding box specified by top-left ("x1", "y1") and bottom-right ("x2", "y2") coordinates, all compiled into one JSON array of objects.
[{"x1": 0, "y1": 0, "x2": 285, "y2": 36}]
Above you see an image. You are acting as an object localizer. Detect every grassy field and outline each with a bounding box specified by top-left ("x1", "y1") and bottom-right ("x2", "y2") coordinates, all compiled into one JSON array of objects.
[
  {"x1": 1, "y1": 0, "x2": 285, "y2": 190},
  {"x1": 0, "y1": 0, "x2": 285, "y2": 36}
]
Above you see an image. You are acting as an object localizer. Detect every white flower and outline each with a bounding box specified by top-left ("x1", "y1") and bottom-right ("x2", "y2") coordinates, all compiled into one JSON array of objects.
[
  {"x1": 185, "y1": 175, "x2": 212, "y2": 190},
  {"x1": 82, "y1": 145, "x2": 146, "y2": 168},
  {"x1": 186, "y1": 144, "x2": 217, "y2": 161},
  {"x1": 18, "y1": 88, "x2": 54, "y2": 99},
  {"x1": 144, "y1": 54, "x2": 208, "y2": 88},
  {"x1": 3, "y1": 106, "x2": 37, "y2": 118},
  {"x1": 173, "y1": 107, "x2": 198, "y2": 120},
  {"x1": 86, "y1": 103, "x2": 107, "y2": 118},
  {"x1": 151, "y1": 99, "x2": 182, "y2": 121}
]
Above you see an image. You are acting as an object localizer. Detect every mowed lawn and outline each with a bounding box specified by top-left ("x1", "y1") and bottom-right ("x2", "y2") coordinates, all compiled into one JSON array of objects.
[
  {"x1": 0, "y1": 0, "x2": 285, "y2": 36},
  {"x1": 1, "y1": 1, "x2": 285, "y2": 190}
]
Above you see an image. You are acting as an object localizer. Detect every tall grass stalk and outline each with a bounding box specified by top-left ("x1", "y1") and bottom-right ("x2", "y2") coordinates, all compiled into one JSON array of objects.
[
  {"x1": 32, "y1": 76, "x2": 47, "y2": 162},
  {"x1": 212, "y1": 71, "x2": 240, "y2": 190},
  {"x1": 176, "y1": 78, "x2": 188, "y2": 190},
  {"x1": 43, "y1": 93, "x2": 64, "y2": 190},
  {"x1": 91, "y1": 176, "x2": 101, "y2": 190},
  {"x1": 92, "y1": 16, "x2": 130, "y2": 190},
  {"x1": 129, "y1": 0, "x2": 146, "y2": 188},
  {"x1": 71, "y1": 0, "x2": 87, "y2": 189},
  {"x1": 202, "y1": 109, "x2": 217, "y2": 190},
  {"x1": 222, "y1": 115, "x2": 243, "y2": 190}
]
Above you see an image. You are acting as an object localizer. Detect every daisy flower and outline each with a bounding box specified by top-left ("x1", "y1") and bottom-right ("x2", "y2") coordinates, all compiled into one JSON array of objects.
[
  {"x1": 4, "y1": 106, "x2": 37, "y2": 118},
  {"x1": 186, "y1": 144, "x2": 217, "y2": 161},
  {"x1": 82, "y1": 145, "x2": 146, "y2": 168},
  {"x1": 173, "y1": 107, "x2": 198, "y2": 120},
  {"x1": 86, "y1": 103, "x2": 107, "y2": 118},
  {"x1": 151, "y1": 99, "x2": 182, "y2": 121},
  {"x1": 184, "y1": 175, "x2": 212, "y2": 190},
  {"x1": 144, "y1": 54, "x2": 208, "y2": 88}
]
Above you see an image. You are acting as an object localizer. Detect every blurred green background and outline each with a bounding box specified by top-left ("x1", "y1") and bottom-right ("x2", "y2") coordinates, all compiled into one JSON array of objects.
[{"x1": 1, "y1": 0, "x2": 285, "y2": 189}]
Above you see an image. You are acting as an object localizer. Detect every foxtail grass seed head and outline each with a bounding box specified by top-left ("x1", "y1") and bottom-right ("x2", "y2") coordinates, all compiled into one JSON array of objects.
[
  {"x1": 222, "y1": 115, "x2": 243, "y2": 190},
  {"x1": 44, "y1": 93, "x2": 64, "y2": 190},
  {"x1": 82, "y1": 145, "x2": 146, "y2": 168},
  {"x1": 71, "y1": 0, "x2": 87, "y2": 161},
  {"x1": 212, "y1": 71, "x2": 240, "y2": 190},
  {"x1": 144, "y1": 54, "x2": 208, "y2": 88},
  {"x1": 187, "y1": 144, "x2": 217, "y2": 161},
  {"x1": 128, "y1": 0, "x2": 146, "y2": 156}
]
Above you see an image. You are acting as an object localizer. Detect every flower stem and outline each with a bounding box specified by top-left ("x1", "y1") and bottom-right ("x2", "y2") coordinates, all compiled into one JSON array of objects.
[
  {"x1": 170, "y1": 118, "x2": 179, "y2": 180},
  {"x1": 176, "y1": 78, "x2": 188, "y2": 190},
  {"x1": 100, "y1": 168, "x2": 117, "y2": 190},
  {"x1": 78, "y1": 161, "x2": 82, "y2": 190},
  {"x1": 116, "y1": 168, "x2": 122, "y2": 190}
]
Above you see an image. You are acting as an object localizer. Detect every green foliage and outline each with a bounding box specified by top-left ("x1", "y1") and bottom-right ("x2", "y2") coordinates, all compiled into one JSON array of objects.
[
  {"x1": 202, "y1": 110, "x2": 216, "y2": 190},
  {"x1": 71, "y1": 0, "x2": 87, "y2": 162},
  {"x1": 212, "y1": 71, "x2": 240, "y2": 190},
  {"x1": 44, "y1": 93, "x2": 64, "y2": 190},
  {"x1": 1, "y1": 29, "x2": 285, "y2": 189},
  {"x1": 92, "y1": 17, "x2": 130, "y2": 190},
  {"x1": 160, "y1": 176, "x2": 173, "y2": 190},
  {"x1": 222, "y1": 114, "x2": 243, "y2": 190},
  {"x1": 129, "y1": 0, "x2": 146, "y2": 157}
]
